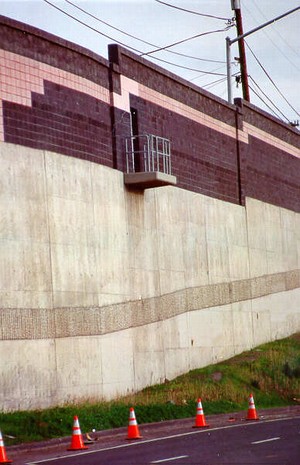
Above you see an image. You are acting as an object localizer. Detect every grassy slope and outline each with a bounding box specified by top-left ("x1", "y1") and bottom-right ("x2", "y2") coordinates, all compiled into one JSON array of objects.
[{"x1": 1, "y1": 333, "x2": 299, "y2": 445}]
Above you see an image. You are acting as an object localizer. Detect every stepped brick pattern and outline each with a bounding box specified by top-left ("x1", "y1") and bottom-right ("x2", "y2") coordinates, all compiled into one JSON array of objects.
[{"x1": 0, "y1": 15, "x2": 299, "y2": 211}]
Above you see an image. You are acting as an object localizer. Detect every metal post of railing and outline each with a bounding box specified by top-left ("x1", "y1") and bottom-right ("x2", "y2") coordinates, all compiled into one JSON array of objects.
[
  {"x1": 125, "y1": 139, "x2": 129, "y2": 173},
  {"x1": 163, "y1": 139, "x2": 166, "y2": 173},
  {"x1": 124, "y1": 133, "x2": 172, "y2": 175},
  {"x1": 157, "y1": 136, "x2": 160, "y2": 172},
  {"x1": 151, "y1": 135, "x2": 155, "y2": 171},
  {"x1": 146, "y1": 136, "x2": 149, "y2": 171},
  {"x1": 131, "y1": 137, "x2": 135, "y2": 172},
  {"x1": 148, "y1": 135, "x2": 151, "y2": 172}
]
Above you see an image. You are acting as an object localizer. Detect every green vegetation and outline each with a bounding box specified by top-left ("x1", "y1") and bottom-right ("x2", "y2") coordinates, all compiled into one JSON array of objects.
[{"x1": 1, "y1": 333, "x2": 299, "y2": 445}]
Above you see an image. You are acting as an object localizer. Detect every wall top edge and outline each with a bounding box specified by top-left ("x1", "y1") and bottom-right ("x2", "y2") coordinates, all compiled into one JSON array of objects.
[
  {"x1": 1, "y1": 13, "x2": 299, "y2": 140},
  {"x1": 0, "y1": 14, "x2": 109, "y2": 69},
  {"x1": 108, "y1": 43, "x2": 236, "y2": 111},
  {"x1": 235, "y1": 98, "x2": 300, "y2": 137}
]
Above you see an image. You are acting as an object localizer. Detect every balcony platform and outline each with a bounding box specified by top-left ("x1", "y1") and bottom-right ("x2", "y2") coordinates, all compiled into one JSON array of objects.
[{"x1": 124, "y1": 171, "x2": 177, "y2": 189}]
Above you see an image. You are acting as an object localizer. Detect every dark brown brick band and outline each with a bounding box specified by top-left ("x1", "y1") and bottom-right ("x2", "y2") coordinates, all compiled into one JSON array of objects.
[{"x1": 0, "y1": 16, "x2": 299, "y2": 212}]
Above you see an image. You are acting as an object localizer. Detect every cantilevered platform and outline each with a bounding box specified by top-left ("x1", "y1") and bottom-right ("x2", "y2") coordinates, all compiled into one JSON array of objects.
[{"x1": 124, "y1": 171, "x2": 177, "y2": 189}]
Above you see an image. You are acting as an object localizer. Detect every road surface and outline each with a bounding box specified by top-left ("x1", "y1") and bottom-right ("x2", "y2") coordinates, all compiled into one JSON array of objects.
[{"x1": 8, "y1": 406, "x2": 300, "y2": 465}]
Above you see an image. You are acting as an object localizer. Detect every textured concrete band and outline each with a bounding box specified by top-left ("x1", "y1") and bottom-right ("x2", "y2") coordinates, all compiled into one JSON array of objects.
[{"x1": 1, "y1": 269, "x2": 299, "y2": 341}]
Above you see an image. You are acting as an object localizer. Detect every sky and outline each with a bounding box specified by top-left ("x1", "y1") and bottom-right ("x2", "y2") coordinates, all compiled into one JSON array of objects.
[{"x1": 0, "y1": 0, "x2": 299, "y2": 125}]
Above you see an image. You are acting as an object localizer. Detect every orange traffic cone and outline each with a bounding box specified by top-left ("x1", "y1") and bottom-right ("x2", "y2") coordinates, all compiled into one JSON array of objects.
[
  {"x1": 127, "y1": 407, "x2": 142, "y2": 439},
  {"x1": 193, "y1": 398, "x2": 210, "y2": 428},
  {"x1": 246, "y1": 393, "x2": 259, "y2": 421},
  {"x1": 67, "y1": 416, "x2": 88, "y2": 450},
  {"x1": 0, "y1": 430, "x2": 12, "y2": 463}
]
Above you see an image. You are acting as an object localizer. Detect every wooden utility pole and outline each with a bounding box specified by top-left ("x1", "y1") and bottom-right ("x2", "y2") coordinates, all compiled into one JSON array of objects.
[
  {"x1": 231, "y1": 0, "x2": 250, "y2": 101},
  {"x1": 226, "y1": 5, "x2": 300, "y2": 104}
]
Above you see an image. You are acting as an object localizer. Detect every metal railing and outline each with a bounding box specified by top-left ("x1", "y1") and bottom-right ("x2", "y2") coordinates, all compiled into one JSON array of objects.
[{"x1": 125, "y1": 134, "x2": 172, "y2": 174}]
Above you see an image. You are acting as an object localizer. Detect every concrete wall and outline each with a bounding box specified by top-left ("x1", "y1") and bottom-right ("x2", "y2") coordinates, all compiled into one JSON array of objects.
[{"x1": 0, "y1": 142, "x2": 299, "y2": 411}]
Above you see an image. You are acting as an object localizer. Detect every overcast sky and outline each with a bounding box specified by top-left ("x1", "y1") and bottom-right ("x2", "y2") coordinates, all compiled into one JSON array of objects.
[{"x1": 0, "y1": 0, "x2": 299, "y2": 125}]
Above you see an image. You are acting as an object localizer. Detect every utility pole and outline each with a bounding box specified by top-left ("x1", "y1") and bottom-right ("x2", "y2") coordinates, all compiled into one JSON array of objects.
[
  {"x1": 226, "y1": 5, "x2": 300, "y2": 104},
  {"x1": 231, "y1": 0, "x2": 250, "y2": 101}
]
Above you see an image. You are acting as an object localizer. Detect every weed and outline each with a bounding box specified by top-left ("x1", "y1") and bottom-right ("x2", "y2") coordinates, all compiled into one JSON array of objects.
[{"x1": 0, "y1": 333, "x2": 299, "y2": 445}]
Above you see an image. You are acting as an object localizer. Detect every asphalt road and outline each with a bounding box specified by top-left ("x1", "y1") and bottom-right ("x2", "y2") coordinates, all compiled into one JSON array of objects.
[{"x1": 8, "y1": 406, "x2": 300, "y2": 465}]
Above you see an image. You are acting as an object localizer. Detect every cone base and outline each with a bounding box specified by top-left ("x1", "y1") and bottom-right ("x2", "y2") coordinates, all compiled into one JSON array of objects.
[
  {"x1": 246, "y1": 417, "x2": 259, "y2": 421},
  {"x1": 67, "y1": 445, "x2": 88, "y2": 451},
  {"x1": 126, "y1": 435, "x2": 142, "y2": 440},
  {"x1": 193, "y1": 424, "x2": 210, "y2": 428},
  {"x1": 0, "y1": 460, "x2": 12, "y2": 464}
]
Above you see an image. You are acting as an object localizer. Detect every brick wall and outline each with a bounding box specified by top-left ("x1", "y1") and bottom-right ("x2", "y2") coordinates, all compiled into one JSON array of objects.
[
  {"x1": 236, "y1": 99, "x2": 300, "y2": 212},
  {"x1": 129, "y1": 95, "x2": 239, "y2": 203},
  {"x1": 109, "y1": 45, "x2": 300, "y2": 212},
  {"x1": 0, "y1": 16, "x2": 299, "y2": 212},
  {"x1": 0, "y1": 15, "x2": 113, "y2": 166}
]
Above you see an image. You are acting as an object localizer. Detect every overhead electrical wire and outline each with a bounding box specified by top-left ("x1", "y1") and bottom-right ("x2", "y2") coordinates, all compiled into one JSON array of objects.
[
  {"x1": 140, "y1": 25, "x2": 233, "y2": 57},
  {"x1": 249, "y1": 84, "x2": 282, "y2": 120},
  {"x1": 43, "y1": 0, "x2": 142, "y2": 53},
  {"x1": 249, "y1": 75, "x2": 290, "y2": 121},
  {"x1": 43, "y1": 0, "x2": 228, "y2": 76},
  {"x1": 162, "y1": 49, "x2": 226, "y2": 64},
  {"x1": 248, "y1": 80, "x2": 288, "y2": 122},
  {"x1": 250, "y1": 0, "x2": 299, "y2": 61},
  {"x1": 243, "y1": 2, "x2": 300, "y2": 73},
  {"x1": 202, "y1": 76, "x2": 228, "y2": 90},
  {"x1": 248, "y1": 78, "x2": 280, "y2": 117},
  {"x1": 231, "y1": 1, "x2": 300, "y2": 123},
  {"x1": 188, "y1": 64, "x2": 237, "y2": 85},
  {"x1": 196, "y1": 69, "x2": 240, "y2": 93},
  {"x1": 154, "y1": 0, "x2": 231, "y2": 22},
  {"x1": 190, "y1": 64, "x2": 229, "y2": 81},
  {"x1": 65, "y1": 0, "x2": 227, "y2": 64},
  {"x1": 43, "y1": 0, "x2": 297, "y2": 119},
  {"x1": 65, "y1": 0, "x2": 151, "y2": 45},
  {"x1": 246, "y1": 41, "x2": 300, "y2": 118},
  {"x1": 147, "y1": 56, "x2": 227, "y2": 75}
]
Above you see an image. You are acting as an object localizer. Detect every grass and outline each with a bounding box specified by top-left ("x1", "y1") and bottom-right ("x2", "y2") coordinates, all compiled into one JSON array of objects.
[{"x1": 1, "y1": 333, "x2": 299, "y2": 446}]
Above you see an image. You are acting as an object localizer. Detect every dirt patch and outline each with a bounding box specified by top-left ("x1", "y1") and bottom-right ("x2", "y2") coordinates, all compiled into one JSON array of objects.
[{"x1": 211, "y1": 372, "x2": 223, "y2": 381}]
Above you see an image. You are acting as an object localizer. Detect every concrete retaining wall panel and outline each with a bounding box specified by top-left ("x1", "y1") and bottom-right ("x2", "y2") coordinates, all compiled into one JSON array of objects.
[{"x1": 0, "y1": 143, "x2": 299, "y2": 411}]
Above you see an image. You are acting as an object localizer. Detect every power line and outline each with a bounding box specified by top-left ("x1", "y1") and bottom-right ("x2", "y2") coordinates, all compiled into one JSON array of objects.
[
  {"x1": 43, "y1": 0, "x2": 227, "y2": 76},
  {"x1": 166, "y1": 50, "x2": 226, "y2": 64},
  {"x1": 202, "y1": 76, "x2": 228, "y2": 90},
  {"x1": 154, "y1": 0, "x2": 231, "y2": 22},
  {"x1": 248, "y1": 82, "x2": 286, "y2": 122},
  {"x1": 249, "y1": 75, "x2": 289, "y2": 121},
  {"x1": 198, "y1": 70, "x2": 240, "y2": 91},
  {"x1": 65, "y1": 0, "x2": 227, "y2": 64},
  {"x1": 145, "y1": 55, "x2": 227, "y2": 76},
  {"x1": 243, "y1": 2, "x2": 300, "y2": 73},
  {"x1": 248, "y1": 75, "x2": 290, "y2": 122},
  {"x1": 189, "y1": 64, "x2": 230, "y2": 82},
  {"x1": 250, "y1": 0, "x2": 300, "y2": 61},
  {"x1": 65, "y1": 0, "x2": 152, "y2": 46},
  {"x1": 246, "y1": 41, "x2": 300, "y2": 118},
  {"x1": 43, "y1": 0, "x2": 142, "y2": 54},
  {"x1": 141, "y1": 25, "x2": 233, "y2": 57}
]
